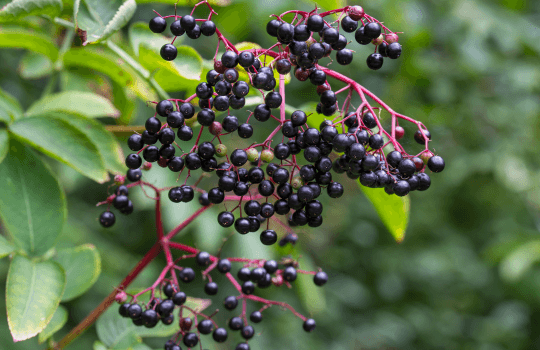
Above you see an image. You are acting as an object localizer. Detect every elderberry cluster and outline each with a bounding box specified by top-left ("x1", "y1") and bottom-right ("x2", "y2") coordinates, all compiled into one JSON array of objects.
[{"x1": 118, "y1": 252, "x2": 328, "y2": 350}]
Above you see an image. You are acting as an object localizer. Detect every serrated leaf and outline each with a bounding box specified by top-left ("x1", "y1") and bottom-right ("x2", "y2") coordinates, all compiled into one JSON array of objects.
[
  {"x1": 0, "y1": 140, "x2": 66, "y2": 255},
  {"x1": 63, "y1": 47, "x2": 157, "y2": 101},
  {"x1": 7, "y1": 255, "x2": 66, "y2": 342},
  {"x1": 0, "y1": 87, "x2": 23, "y2": 123},
  {"x1": 26, "y1": 91, "x2": 120, "y2": 118},
  {"x1": 0, "y1": 27, "x2": 58, "y2": 60},
  {"x1": 0, "y1": 0, "x2": 62, "y2": 22},
  {"x1": 18, "y1": 52, "x2": 52, "y2": 79},
  {"x1": 359, "y1": 185, "x2": 410, "y2": 243},
  {"x1": 53, "y1": 244, "x2": 101, "y2": 301},
  {"x1": 0, "y1": 129, "x2": 9, "y2": 163},
  {"x1": 0, "y1": 234, "x2": 16, "y2": 258},
  {"x1": 75, "y1": 0, "x2": 136, "y2": 45},
  {"x1": 10, "y1": 116, "x2": 109, "y2": 183},
  {"x1": 38, "y1": 305, "x2": 67, "y2": 343},
  {"x1": 129, "y1": 22, "x2": 173, "y2": 56},
  {"x1": 49, "y1": 112, "x2": 125, "y2": 174},
  {"x1": 138, "y1": 44, "x2": 202, "y2": 91}
]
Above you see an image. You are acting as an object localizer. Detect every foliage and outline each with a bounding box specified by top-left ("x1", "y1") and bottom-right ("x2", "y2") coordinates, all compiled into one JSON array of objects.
[{"x1": 0, "y1": 0, "x2": 538, "y2": 349}]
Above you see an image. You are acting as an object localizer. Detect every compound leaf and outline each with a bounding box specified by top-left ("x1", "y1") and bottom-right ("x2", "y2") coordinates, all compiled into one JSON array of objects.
[
  {"x1": 0, "y1": 140, "x2": 66, "y2": 255},
  {"x1": 6, "y1": 255, "x2": 65, "y2": 342},
  {"x1": 26, "y1": 91, "x2": 120, "y2": 118}
]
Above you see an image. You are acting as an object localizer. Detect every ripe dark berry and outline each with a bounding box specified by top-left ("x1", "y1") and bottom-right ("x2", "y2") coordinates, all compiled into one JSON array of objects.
[
  {"x1": 196, "y1": 251, "x2": 211, "y2": 266},
  {"x1": 119, "y1": 303, "x2": 130, "y2": 317},
  {"x1": 427, "y1": 155, "x2": 445, "y2": 173},
  {"x1": 265, "y1": 92, "x2": 282, "y2": 108},
  {"x1": 398, "y1": 159, "x2": 416, "y2": 177},
  {"x1": 184, "y1": 153, "x2": 201, "y2": 170},
  {"x1": 201, "y1": 20, "x2": 216, "y2": 36},
  {"x1": 160, "y1": 44, "x2": 177, "y2": 61},
  {"x1": 156, "y1": 100, "x2": 174, "y2": 117},
  {"x1": 393, "y1": 180, "x2": 411, "y2": 197},
  {"x1": 336, "y1": 49, "x2": 353, "y2": 65},
  {"x1": 157, "y1": 299, "x2": 175, "y2": 316},
  {"x1": 183, "y1": 332, "x2": 198, "y2": 347},
  {"x1": 241, "y1": 281, "x2": 255, "y2": 295},
  {"x1": 180, "y1": 185, "x2": 194, "y2": 203},
  {"x1": 224, "y1": 296, "x2": 238, "y2": 310},
  {"x1": 126, "y1": 168, "x2": 142, "y2": 182},
  {"x1": 167, "y1": 156, "x2": 184, "y2": 172},
  {"x1": 142, "y1": 309, "x2": 158, "y2": 327},
  {"x1": 241, "y1": 325, "x2": 255, "y2": 339},
  {"x1": 179, "y1": 267, "x2": 195, "y2": 283},
  {"x1": 128, "y1": 304, "x2": 142, "y2": 319},
  {"x1": 277, "y1": 22, "x2": 294, "y2": 43},
  {"x1": 322, "y1": 27, "x2": 339, "y2": 44},
  {"x1": 282, "y1": 120, "x2": 298, "y2": 138},
  {"x1": 222, "y1": 51, "x2": 239, "y2": 68},
  {"x1": 341, "y1": 15, "x2": 358, "y2": 32},
  {"x1": 149, "y1": 16, "x2": 167, "y2": 33},
  {"x1": 173, "y1": 291, "x2": 187, "y2": 305},
  {"x1": 414, "y1": 129, "x2": 432, "y2": 144},
  {"x1": 303, "y1": 318, "x2": 316, "y2": 332},
  {"x1": 367, "y1": 53, "x2": 384, "y2": 70},
  {"x1": 369, "y1": 134, "x2": 384, "y2": 149},
  {"x1": 259, "y1": 229, "x2": 277, "y2": 245},
  {"x1": 307, "y1": 15, "x2": 324, "y2": 32},
  {"x1": 355, "y1": 26, "x2": 372, "y2": 45},
  {"x1": 161, "y1": 314, "x2": 174, "y2": 325},
  {"x1": 387, "y1": 151, "x2": 402, "y2": 168},
  {"x1": 230, "y1": 149, "x2": 248, "y2": 166},
  {"x1": 238, "y1": 123, "x2": 253, "y2": 138},
  {"x1": 250, "y1": 310, "x2": 263, "y2": 323},
  {"x1": 314, "y1": 271, "x2": 328, "y2": 286},
  {"x1": 180, "y1": 15, "x2": 196, "y2": 30},
  {"x1": 417, "y1": 173, "x2": 431, "y2": 191},
  {"x1": 266, "y1": 19, "x2": 280, "y2": 37},
  {"x1": 213, "y1": 327, "x2": 228, "y2": 342},
  {"x1": 128, "y1": 134, "x2": 144, "y2": 151},
  {"x1": 309, "y1": 69, "x2": 326, "y2": 86},
  {"x1": 99, "y1": 211, "x2": 115, "y2": 227},
  {"x1": 258, "y1": 180, "x2": 275, "y2": 197},
  {"x1": 204, "y1": 282, "x2": 218, "y2": 295},
  {"x1": 327, "y1": 182, "x2": 344, "y2": 198},
  {"x1": 170, "y1": 20, "x2": 184, "y2": 36},
  {"x1": 229, "y1": 316, "x2": 243, "y2": 330},
  {"x1": 218, "y1": 211, "x2": 235, "y2": 227},
  {"x1": 276, "y1": 59, "x2": 292, "y2": 74},
  {"x1": 364, "y1": 22, "x2": 381, "y2": 39},
  {"x1": 168, "y1": 187, "x2": 184, "y2": 203},
  {"x1": 387, "y1": 42, "x2": 402, "y2": 59},
  {"x1": 217, "y1": 259, "x2": 232, "y2": 273},
  {"x1": 177, "y1": 125, "x2": 194, "y2": 141},
  {"x1": 283, "y1": 266, "x2": 297, "y2": 281},
  {"x1": 197, "y1": 108, "x2": 215, "y2": 126},
  {"x1": 125, "y1": 153, "x2": 142, "y2": 169},
  {"x1": 198, "y1": 319, "x2": 214, "y2": 334},
  {"x1": 235, "y1": 217, "x2": 251, "y2": 234}
]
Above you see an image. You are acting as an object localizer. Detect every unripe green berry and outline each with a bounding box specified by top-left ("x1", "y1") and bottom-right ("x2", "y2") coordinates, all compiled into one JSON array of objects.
[
  {"x1": 372, "y1": 34, "x2": 384, "y2": 45},
  {"x1": 291, "y1": 176, "x2": 304, "y2": 190},
  {"x1": 215, "y1": 144, "x2": 228, "y2": 157},
  {"x1": 142, "y1": 162, "x2": 152, "y2": 171},
  {"x1": 420, "y1": 151, "x2": 434, "y2": 164},
  {"x1": 260, "y1": 149, "x2": 274, "y2": 163},
  {"x1": 114, "y1": 175, "x2": 125, "y2": 185},
  {"x1": 385, "y1": 32, "x2": 399, "y2": 43},
  {"x1": 247, "y1": 148, "x2": 259, "y2": 162}
]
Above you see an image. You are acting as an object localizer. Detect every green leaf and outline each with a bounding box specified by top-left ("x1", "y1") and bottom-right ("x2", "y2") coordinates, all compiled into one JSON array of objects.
[
  {"x1": 135, "y1": 0, "x2": 229, "y2": 4},
  {"x1": 500, "y1": 241, "x2": 540, "y2": 282},
  {"x1": 0, "y1": 128, "x2": 9, "y2": 163},
  {"x1": 129, "y1": 22, "x2": 172, "y2": 56},
  {"x1": 0, "y1": 87, "x2": 23, "y2": 123},
  {"x1": 295, "y1": 252, "x2": 326, "y2": 315},
  {"x1": 0, "y1": 0, "x2": 63, "y2": 22},
  {"x1": 0, "y1": 140, "x2": 66, "y2": 255},
  {"x1": 0, "y1": 234, "x2": 16, "y2": 258},
  {"x1": 10, "y1": 116, "x2": 109, "y2": 183},
  {"x1": 26, "y1": 91, "x2": 120, "y2": 118},
  {"x1": 93, "y1": 340, "x2": 108, "y2": 350},
  {"x1": 50, "y1": 112, "x2": 125, "y2": 174},
  {"x1": 63, "y1": 47, "x2": 157, "y2": 101},
  {"x1": 75, "y1": 0, "x2": 136, "y2": 45},
  {"x1": 0, "y1": 27, "x2": 59, "y2": 60},
  {"x1": 53, "y1": 244, "x2": 101, "y2": 301},
  {"x1": 6, "y1": 255, "x2": 66, "y2": 342},
  {"x1": 18, "y1": 52, "x2": 53, "y2": 79},
  {"x1": 138, "y1": 45, "x2": 202, "y2": 91},
  {"x1": 358, "y1": 185, "x2": 410, "y2": 243},
  {"x1": 38, "y1": 305, "x2": 67, "y2": 343}
]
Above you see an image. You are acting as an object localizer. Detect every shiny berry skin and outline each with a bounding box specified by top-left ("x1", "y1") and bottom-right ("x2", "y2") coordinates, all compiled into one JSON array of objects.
[
  {"x1": 398, "y1": 159, "x2": 416, "y2": 177},
  {"x1": 336, "y1": 49, "x2": 353, "y2": 65},
  {"x1": 307, "y1": 15, "x2": 324, "y2": 32},
  {"x1": 198, "y1": 319, "x2": 214, "y2": 334},
  {"x1": 213, "y1": 327, "x2": 228, "y2": 342},
  {"x1": 341, "y1": 15, "x2": 358, "y2": 32},
  {"x1": 387, "y1": 42, "x2": 402, "y2": 59},
  {"x1": 229, "y1": 316, "x2": 243, "y2": 330},
  {"x1": 241, "y1": 280, "x2": 255, "y2": 294},
  {"x1": 283, "y1": 266, "x2": 297, "y2": 281},
  {"x1": 149, "y1": 16, "x2": 167, "y2": 33},
  {"x1": 427, "y1": 155, "x2": 445, "y2": 172},
  {"x1": 183, "y1": 332, "x2": 198, "y2": 347},
  {"x1": 417, "y1": 172, "x2": 431, "y2": 191},
  {"x1": 217, "y1": 259, "x2": 232, "y2": 273},
  {"x1": 355, "y1": 26, "x2": 372, "y2": 45},
  {"x1": 277, "y1": 22, "x2": 294, "y2": 43},
  {"x1": 250, "y1": 311, "x2": 263, "y2": 323},
  {"x1": 180, "y1": 15, "x2": 196, "y2": 30},
  {"x1": 369, "y1": 134, "x2": 384, "y2": 149},
  {"x1": 327, "y1": 182, "x2": 344, "y2": 198},
  {"x1": 393, "y1": 180, "x2": 411, "y2": 197},
  {"x1": 235, "y1": 217, "x2": 251, "y2": 234},
  {"x1": 387, "y1": 150, "x2": 403, "y2": 168},
  {"x1": 173, "y1": 291, "x2": 187, "y2": 305},
  {"x1": 204, "y1": 282, "x2": 219, "y2": 295},
  {"x1": 128, "y1": 134, "x2": 144, "y2": 151},
  {"x1": 201, "y1": 20, "x2": 216, "y2": 36},
  {"x1": 414, "y1": 129, "x2": 432, "y2": 144},
  {"x1": 303, "y1": 318, "x2": 316, "y2": 332},
  {"x1": 364, "y1": 22, "x2": 381, "y2": 39},
  {"x1": 99, "y1": 211, "x2": 115, "y2": 227},
  {"x1": 141, "y1": 309, "x2": 158, "y2": 327},
  {"x1": 241, "y1": 325, "x2": 255, "y2": 339},
  {"x1": 367, "y1": 53, "x2": 384, "y2": 70},
  {"x1": 128, "y1": 304, "x2": 142, "y2": 319},
  {"x1": 170, "y1": 20, "x2": 184, "y2": 36},
  {"x1": 313, "y1": 271, "x2": 328, "y2": 286},
  {"x1": 221, "y1": 51, "x2": 239, "y2": 68},
  {"x1": 119, "y1": 303, "x2": 130, "y2": 317},
  {"x1": 260, "y1": 229, "x2": 277, "y2": 245},
  {"x1": 126, "y1": 168, "x2": 142, "y2": 182},
  {"x1": 168, "y1": 187, "x2": 184, "y2": 203},
  {"x1": 218, "y1": 211, "x2": 235, "y2": 227},
  {"x1": 160, "y1": 44, "x2": 177, "y2": 61},
  {"x1": 196, "y1": 251, "x2": 211, "y2": 266},
  {"x1": 237, "y1": 123, "x2": 253, "y2": 138},
  {"x1": 179, "y1": 267, "x2": 195, "y2": 283},
  {"x1": 157, "y1": 299, "x2": 175, "y2": 316}
]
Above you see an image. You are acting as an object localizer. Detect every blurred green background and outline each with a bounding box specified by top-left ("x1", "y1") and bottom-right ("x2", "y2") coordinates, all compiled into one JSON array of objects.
[{"x1": 1, "y1": 0, "x2": 540, "y2": 349}]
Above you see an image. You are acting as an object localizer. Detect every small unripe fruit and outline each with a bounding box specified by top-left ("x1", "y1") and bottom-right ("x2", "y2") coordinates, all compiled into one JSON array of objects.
[
  {"x1": 420, "y1": 151, "x2": 434, "y2": 164},
  {"x1": 385, "y1": 32, "x2": 399, "y2": 43},
  {"x1": 349, "y1": 5, "x2": 365, "y2": 20},
  {"x1": 372, "y1": 34, "x2": 384, "y2": 45},
  {"x1": 115, "y1": 291, "x2": 128, "y2": 303},
  {"x1": 209, "y1": 121, "x2": 222, "y2": 135},
  {"x1": 291, "y1": 177, "x2": 304, "y2": 190},
  {"x1": 261, "y1": 149, "x2": 274, "y2": 163},
  {"x1": 246, "y1": 148, "x2": 259, "y2": 162},
  {"x1": 142, "y1": 162, "x2": 152, "y2": 171},
  {"x1": 216, "y1": 144, "x2": 228, "y2": 157}
]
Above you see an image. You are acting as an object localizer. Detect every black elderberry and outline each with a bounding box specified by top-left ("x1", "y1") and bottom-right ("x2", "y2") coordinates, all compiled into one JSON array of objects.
[
  {"x1": 336, "y1": 48, "x2": 353, "y2": 65},
  {"x1": 277, "y1": 22, "x2": 294, "y2": 43},
  {"x1": 170, "y1": 20, "x2": 185, "y2": 36},
  {"x1": 186, "y1": 25, "x2": 201, "y2": 39},
  {"x1": 160, "y1": 44, "x2": 177, "y2": 61},
  {"x1": 364, "y1": 22, "x2": 382, "y2": 39},
  {"x1": 217, "y1": 259, "x2": 232, "y2": 273},
  {"x1": 294, "y1": 24, "x2": 310, "y2": 41},
  {"x1": 276, "y1": 58, "x2": 292, "y2": 74},
  {"x1": 234, "y1": 182, "x2": 249, "y2": 196},
  {"x1": 119, "y1": 303, "x2": 131, "y2": 317},
  {"x1": 414, "y1": 129, "x2": 431, "y2": 144},
  {"x1": 145, "y1": 116, "x2": 162, "y2": 133},
  {"x1": 274, "y1": 143, "x2": 291, "y2": 160},
  {"x1": 341, "y1": 15, "x2": 358, "y2": 32},
  {"x1": 198, "y1": 319, "x2": 214, "y2": 334},
  {"x1": 157, "y1": 299, "x2": 175, "y2": 316},
  {"x1": 238, "y1": 123, "x2": 253, "y2": 138},
  {"x1": 142, "y1": 146, "x2": 159, "y2": 162},
  {"x1": 126, "y1": 169, "x2": 142, "y2": 182},
  {"x1": 201, "y1": 20, "x2": 216, "y2": 36},
  {"x1": 327, "y1": 182, "x2": 344, "y2": 198},
  {"x1": 387, "y1": 42, "x2": 402, "y2": 59},
  {"x1": 272, "y1": 167, "x2": 289, "y2": 184},
  {"x1": 398, "y1": 159, "x2": 416, "y2": 177},
  {"x1": 427, "y1": 155, "x2": 445, "y2": 172},
  {"x1": 307, "y1": 14, "x2": 324, "y2": 31},
  {"x1": 362, "y1": 112, "x2": 377, "y2": 128},
  {"x1": 173, "y1": 291, "x2": 187, "y2": 305},
  {"x1": 282, "y1": 120, "x2": 298, "y2": 138},
  {"x1": 322, "y1": 27, "x2": 339, "y2": 44},
  {"x1": 177, "y1": 125, "x2": 193, "y2": 141},
  {"x1": 218, "y1": 175, "x2": 236, "y2": 192},
  {"x1": 393, "y1": 180, "x2": 411, "y2": 197},
  {"x1": 208, "y1": 187, "x2": 225, "y2": 204},
  {"x1": 221, "y1": 51, "x2": 239, "y2": 68},
  {"x1": 218, "y1": 211, "x2": 235, "y2": 227},
  {"x1": 367, "y1": 53, "x2": 384, "y2": 70},
  {"x1": 283, "y1": 266, "x2": 297, "y2": 282},
  {"x1": 128, "y1": 304, "x2": 142, "y2": 319},
  {"x1": 142, "y1": 309, "x2": 158, "y2": 327},
  {"x1": 168, "y1": 187, "x2": 184, "y2": 203},
  {"x1": 185, "y1": 153, "x2": 202, "y2": 170},
  {"x1": 180, "y1": 185, "x2": 194, "y2": 202},
  {"x1": 183, "y1": 332, "x2": 198, "y2": 347},
  {"x1": 223, "y1": 296, "x2": 238, "y2": 310},
  {"x1": 266, "y1": 19, "x2": 281, "y2": 37},
  {"x1": 179, "y1": 267, "x2": 195, "y2": 283},
  {"x1": 125, "y1": 154, "x2": 142, "y2": 170},
  {"x1": 196, "y1": 251, "x2": 211, "y2": 266},
  {"x1": 386, "y1": 150, "x2": 402, "y2": 168},
  {"x1": 213, "y1": 327, "x2": 228, "y2": 343},
  {"x1": 229, "y1": 316, "x2": 243, "y2": 330},
  {"x1": 258, "y1": 180, "x2": 275, "y2": 197},
  {"x1": 356, "y1": 129, "x2": 370, "y2": 145},
  {"x1": 355, "y1": 26, "x2": 372, "y2": 45},
  {"x1": 158, "y1": 143, "x2": 174, "y2": 158},
  {"x1": 277, "y1": 183, "x2": 292, "y2": 199},
  {"x1": 248, "y1": 167, "x2": 265, "y2": 183},
  {"x1": 149, "y1": 16, "x2": 167, "y2": 33},
  {"x1": 180, "y1": 15, "x2": 196, "y2": 30},
  {"x1": 303, "y1": 318, "x2": 316, "y2": 332},
  {"x1": 240, "y1": 280, "x2": 255, "y2": 295},
  {"x1": 204, "y1": 282, "x2": 218, "y2": 295},
  {"x1": 360, "y1": 171, "x2": 377, "y2": 187},
  {"x1": 260, "y1": 230, "x2": 277, "y2": 245},
  {"x1": 128, "y1": 134, "x2": 144, "y2": 151},
  {"x1": 235, "y1": 217, "x2": 251, "y2": 234},
  {"x1": 240, "y1": 325, "x2": 254, "y2": 340},
  {"x1": 362, "y1": 154, "x2": 379, "y2": 171},
  {"x1": 369, "y1": 134, "x2": 384, "y2": 149}
]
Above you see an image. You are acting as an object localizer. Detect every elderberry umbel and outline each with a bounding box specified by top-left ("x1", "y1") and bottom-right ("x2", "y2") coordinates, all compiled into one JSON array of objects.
[{"x1": 97, "y1": 3, "x2": 445, "y2": 349}]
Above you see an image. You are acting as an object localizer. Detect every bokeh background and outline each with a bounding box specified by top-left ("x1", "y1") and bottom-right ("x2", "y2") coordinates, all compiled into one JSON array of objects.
[{"x1": 1, "y1": 0, "x2": 540, "y2": 349}]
